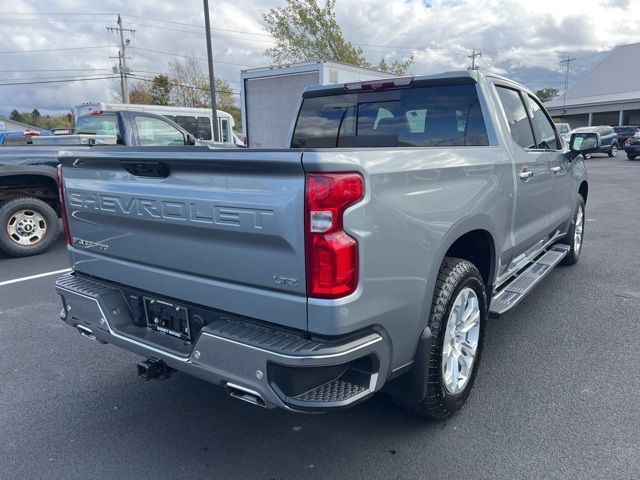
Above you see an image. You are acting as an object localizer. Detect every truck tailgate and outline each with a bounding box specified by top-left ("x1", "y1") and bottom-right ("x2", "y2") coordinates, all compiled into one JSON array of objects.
[{"x1": 59, "y1": 148, "x2": 307, "y2": 331}]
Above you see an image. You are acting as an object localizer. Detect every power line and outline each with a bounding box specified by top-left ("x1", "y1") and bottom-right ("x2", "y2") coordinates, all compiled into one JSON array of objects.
[
  {"x1": 129, "y1": 46, "x2": 254, "y2": 67},
  {"x1": 0, "y1": 68, "x2": 112, "y2": 72},
  {"x1": 0, "y1": 45, "x2": 114, "y2": 54},
  {"x1": 0, "y1": 76, "x2": 118, "y2": 86},
  {"x1": 132, "y1": 75, "x2": 240, "y2": 96},
  {"x1": 0, "y1": 72, "x2": 120, "y2": 81}
]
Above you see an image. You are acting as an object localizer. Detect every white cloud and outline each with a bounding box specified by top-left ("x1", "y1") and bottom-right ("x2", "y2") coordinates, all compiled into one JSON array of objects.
[{"x1": 0, "y1": 0, "x2": 639, "y2": 116}]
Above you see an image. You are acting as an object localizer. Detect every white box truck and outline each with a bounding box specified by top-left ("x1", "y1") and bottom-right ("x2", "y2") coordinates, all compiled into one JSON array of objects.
[{"x1": 240, "y1": 61, "x2": 395, "y2": 148}]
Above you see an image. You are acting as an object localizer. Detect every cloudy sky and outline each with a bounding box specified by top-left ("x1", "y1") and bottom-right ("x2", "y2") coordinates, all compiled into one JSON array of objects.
[{"x1": 0, "y1": 0, "x2": 638, "y2": 117}]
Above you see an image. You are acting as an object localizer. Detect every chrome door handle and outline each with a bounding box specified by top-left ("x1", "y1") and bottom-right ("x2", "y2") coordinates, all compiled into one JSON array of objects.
[
  {"x1": 519, "y1": 170, "x2": 534, "y2": 180},
  {"x1": 551, "y1": 166, "x2": 562, "y2": 174}
]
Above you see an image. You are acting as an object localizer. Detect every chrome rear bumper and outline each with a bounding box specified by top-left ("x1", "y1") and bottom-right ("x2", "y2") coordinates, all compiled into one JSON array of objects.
[{"x1": 55, "y1": 272, "x2": 390, "y2": 411}]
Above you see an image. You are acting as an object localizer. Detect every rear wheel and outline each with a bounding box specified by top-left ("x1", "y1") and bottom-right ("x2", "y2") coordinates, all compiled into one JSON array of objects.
[
  {"x1": 583, "y1": 153, "x2": 592, "y2": 159},
  {"x1": 628, "y1": 154, "x2": 637, "y2": 160},
  {"x1": 560, "y1": 195, "x2": 585, "y2": 266},
  {"x1": 0, "y1": 197, "x2": 59, "y2": 257},
  {"x1": 608, "y1": 144, "x2": 618, "y2": 157},
  {"x1": 398, "y1": 257, "x2": 486, "y2": 419}
]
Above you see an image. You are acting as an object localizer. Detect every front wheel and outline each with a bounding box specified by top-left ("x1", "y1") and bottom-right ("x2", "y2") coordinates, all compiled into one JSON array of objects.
[
  {"x1": 0, "y1": 197, "x2": 59, "y2": 257},
  {"x1": 583, "y1": 153, "x2": 592, "y2": 159},
  {"x1": 397, "y1": 257, "x2": 486, "y2": 419},
  {"x1": 560, "y1": 195, "x2": 585, "y2": 265},
  {"x1": 608, "y1": 144, "x2": 618, "y2": 157},
  {"x1": 628, "y1": 154, "x2": 637, "y2": 160}
]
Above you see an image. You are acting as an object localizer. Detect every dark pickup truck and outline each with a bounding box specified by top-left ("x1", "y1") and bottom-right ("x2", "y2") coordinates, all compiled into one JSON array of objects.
[{"x1": 0, "y1": 110, "x2": 197, "y2": 257}]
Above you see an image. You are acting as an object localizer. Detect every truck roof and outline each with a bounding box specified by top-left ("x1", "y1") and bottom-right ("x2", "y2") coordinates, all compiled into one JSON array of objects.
[{"x1": 301, "y1": 69, "x2": 533, "y2": 97}]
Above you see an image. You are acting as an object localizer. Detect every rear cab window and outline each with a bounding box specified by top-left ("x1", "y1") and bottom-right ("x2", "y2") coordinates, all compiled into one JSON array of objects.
[
  {"x1": 75, "y1": 114, "x2": 119, "y2": 136},
  {"x1": 291, "y1": 81, "x2": 489, "y2": 148}
]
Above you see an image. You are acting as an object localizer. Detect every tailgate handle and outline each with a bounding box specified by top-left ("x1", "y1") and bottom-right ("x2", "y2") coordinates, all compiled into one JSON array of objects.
[{"x1": 121, "y1": 161, "x2": 170, "y2": 178}]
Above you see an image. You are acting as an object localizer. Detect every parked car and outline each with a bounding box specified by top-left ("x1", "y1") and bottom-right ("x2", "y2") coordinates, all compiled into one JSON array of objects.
[
  {"x1": 613, "y1": 125, "x2": 640, "y2": 148},
  {"x1": 0, "y1": 110, "x2": 198, "y2": 257},
  {"x1": 563, "y1": 126, "x2": 618, "y2": 158},
  {"x1": 55, "y1": 70, "x2": 596, "y2": 419},
  {"x1": 623, "y1": 131, "x2": 640, "y2": 160},
  {"x1": 555, "y1": 122, "x2": 571, "y2": 136}
]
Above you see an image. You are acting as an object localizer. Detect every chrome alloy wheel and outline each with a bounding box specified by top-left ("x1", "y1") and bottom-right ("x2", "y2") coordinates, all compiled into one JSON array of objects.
[
  {"x1": 574, "y1": 205, "x2": 584, "y2": 253},
  {"x1": 441, "y1": 287, "x2": 481, "y2": 394},
  {"x1": 7, "y1": 209, "x2": 47, "y2": 246}
]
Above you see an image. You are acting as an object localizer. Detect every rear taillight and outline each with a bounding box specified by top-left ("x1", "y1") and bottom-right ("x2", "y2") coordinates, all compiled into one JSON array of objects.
[
  {"x1": 305, "y1": 173, "x2": 364, "y2": 298},
  {"x1": 57, "y1": 165, "x2": 71, "y2": 246}
]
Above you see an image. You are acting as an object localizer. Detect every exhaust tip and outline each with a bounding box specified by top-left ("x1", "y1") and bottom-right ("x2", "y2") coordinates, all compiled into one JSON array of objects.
[{"x1": 225, "y1": 383, "x2": 266, "y2": 408}]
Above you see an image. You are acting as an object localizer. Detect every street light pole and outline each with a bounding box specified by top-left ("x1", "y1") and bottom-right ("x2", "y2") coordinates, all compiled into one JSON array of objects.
[{"x1": 203, "y1": 0, "x2": 219, "y2": 142}]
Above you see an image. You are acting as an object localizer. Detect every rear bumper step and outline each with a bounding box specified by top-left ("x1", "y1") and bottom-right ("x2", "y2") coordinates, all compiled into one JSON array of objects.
[
  {"x1": 489, "y1": 244, "x2": 569, "y2": 318},
  {"x1": 55, "y1": 272, "x2": 390, "y2": 411}
]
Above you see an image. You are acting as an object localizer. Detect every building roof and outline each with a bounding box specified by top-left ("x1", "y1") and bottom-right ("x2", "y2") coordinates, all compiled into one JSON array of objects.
[
  {"x1": 0, "y1": 114, "x2": 45, "y2": 131},
  {"x1": 545, "y1": 42, "x2": 640, "y2": 109}
]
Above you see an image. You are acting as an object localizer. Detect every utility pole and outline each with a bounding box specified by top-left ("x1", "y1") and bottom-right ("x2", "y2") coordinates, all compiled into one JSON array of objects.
[
  {"x1": 560, "y1": 56, "x2": 576, "y2": 110},
  {"x1": 203, "y1": 0, "x2": 219, "y2": 142},
  {"x1": 468, "y1": 49, "x2": 482, "y2": 70},
  {"x1": 107, "y1": 15, "x2": 135, "y2": 103}
]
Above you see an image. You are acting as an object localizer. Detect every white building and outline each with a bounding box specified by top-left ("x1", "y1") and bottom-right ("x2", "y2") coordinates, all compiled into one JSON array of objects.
[{"x1": 545, "y1": 42, "x2": 640, "y2": 128}]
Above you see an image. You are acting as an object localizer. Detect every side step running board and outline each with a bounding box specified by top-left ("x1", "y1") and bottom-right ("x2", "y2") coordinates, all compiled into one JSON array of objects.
[{"x1": 489, "y1": 244, "x2": 570, "y2": 318}]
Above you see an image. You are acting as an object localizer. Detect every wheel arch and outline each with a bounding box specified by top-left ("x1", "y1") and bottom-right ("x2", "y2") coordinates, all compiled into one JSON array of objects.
[
  {"x1": 0, "y1": 171, "x2": 60, "y2": 213},
  {"x1": 433, "y1": 215, "x2": 499, "y2": 292},
  {"x1": 578, "y1": 181, "x2": 588, "y2": 204}
]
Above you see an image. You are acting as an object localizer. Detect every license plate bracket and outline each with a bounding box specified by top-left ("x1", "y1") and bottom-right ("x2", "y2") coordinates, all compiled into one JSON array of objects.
[{"x1": 143, "y1": 297, "x2": 191, "y2": 341}]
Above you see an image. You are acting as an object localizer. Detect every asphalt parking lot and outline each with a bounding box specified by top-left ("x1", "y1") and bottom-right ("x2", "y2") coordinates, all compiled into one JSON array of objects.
[{"x1": 1, "y1": 154, "x2": 639, "y2": 480}]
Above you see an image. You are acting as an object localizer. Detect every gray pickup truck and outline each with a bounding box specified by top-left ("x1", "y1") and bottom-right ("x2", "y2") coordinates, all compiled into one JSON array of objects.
[
  {"x1": 0, "y1": 110, "x2": 197, "y2": 257},
  {"x1": 54, "y1": 70, "x2": 598, "y2": 419}
]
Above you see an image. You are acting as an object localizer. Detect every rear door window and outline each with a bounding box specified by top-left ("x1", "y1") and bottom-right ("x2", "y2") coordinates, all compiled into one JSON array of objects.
[
  {"x1": 291, "y1": 83, "x2": 488, "y2": 148},
  {"x1": 495, "y1": 86, "x2": 535, "y2": 149},
  {"x1": 524, "y1": 94, "x2": 560, "y2": 150},
  {"x1": 134, "y1": 115, "x2": 186, "y2": 146}
]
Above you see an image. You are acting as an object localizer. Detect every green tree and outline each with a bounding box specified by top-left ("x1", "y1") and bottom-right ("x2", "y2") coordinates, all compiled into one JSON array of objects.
[
  {"x1": 535, "y1": 87, "x2": 559, "y2": 103},
  {"x1": 263, "y1": 0, "x2": 413, "y2": 75},
  {"x1": 7, "y1": 109, "x2": 71, "y2": 129},
  {"x1": 149, "y1": 75, "x2": 172, "y2": 105},
  {"x1": 9, "y1": 109, "x2": 24, "y2": 123},
  {"x1": 129, "y1": 82, "x2": 154, "y2": 105}
]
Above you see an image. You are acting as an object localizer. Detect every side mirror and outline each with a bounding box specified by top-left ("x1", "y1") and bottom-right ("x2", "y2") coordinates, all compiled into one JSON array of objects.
[
  {"x1": 185, "y1": 133, "x2": 197, "y2": 145},
  {"x1": 568, "y1": 132, "x2": 599, "y2": 160}
]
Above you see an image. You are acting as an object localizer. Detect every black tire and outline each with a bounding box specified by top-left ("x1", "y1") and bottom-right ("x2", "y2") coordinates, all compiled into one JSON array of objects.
[
  {"x1": 583, "y1": 153, "x2": 592, "y2": 159},
  {"x1": 627, "y1": 154, "x2": 637, "y2": 160},
  {"x1": 0, "y1": 197, "x2": 59, "y2": 257},
  {"x1": 399, "y1": 257, "x2": 487, "y2": 419},
  {"x1": 608, "y1": 143, "x2": 618, "y2": 157},
  {"x1": 560, "y1": 195, "x2": 585, "y2": 266}
]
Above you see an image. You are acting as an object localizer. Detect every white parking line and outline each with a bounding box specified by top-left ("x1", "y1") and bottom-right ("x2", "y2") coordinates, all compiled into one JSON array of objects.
[{"x1": 0, "y1": 268, "x2": 72, "y2": 287}]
